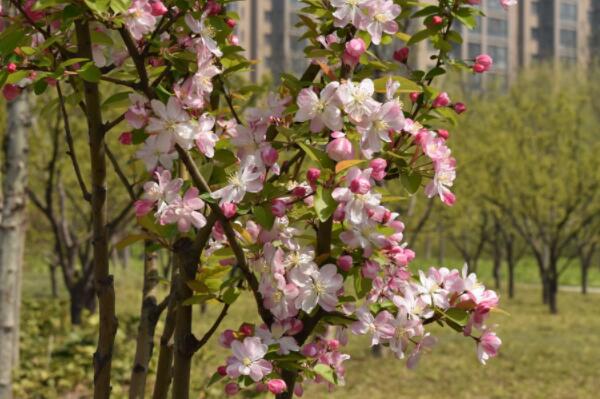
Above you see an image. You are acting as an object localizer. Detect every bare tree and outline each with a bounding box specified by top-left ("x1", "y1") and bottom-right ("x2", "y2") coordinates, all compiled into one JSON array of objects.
[{"x1": 0, "y1": 93, "x2": 30, "y2": 399}]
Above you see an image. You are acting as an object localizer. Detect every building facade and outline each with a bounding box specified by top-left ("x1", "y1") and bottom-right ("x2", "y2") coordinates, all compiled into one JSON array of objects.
[{"x1": 231, "y1": 0, "x2": 600, "y2": 84}]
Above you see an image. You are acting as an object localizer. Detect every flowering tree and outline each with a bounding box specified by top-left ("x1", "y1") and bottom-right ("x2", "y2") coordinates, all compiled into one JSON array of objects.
[{"x1": 1, "y1": 0, "x2": 514, "y2": 397}]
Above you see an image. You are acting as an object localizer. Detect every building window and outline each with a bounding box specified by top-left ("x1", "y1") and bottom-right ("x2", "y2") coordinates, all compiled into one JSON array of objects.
[
  {"x1": 531, "y1": 1, "x2": 541, "y2": 16},
  {"x1": 468, "y1": 42, "x2": 482, "y2": 59},
  {"x1": 488, "y1": 45, "x2": 508, "y2": 69},
  {"x1": 488, "y1": 18, "x2": 508, "y2": 37},
  {"x1": 560, "y1": 29, "x2": 577, "y2": 48},
  {"x1": 473, "y1": 15, "x2": 482, "y2": 34},
  {"x1": 487, "y1": 0, "x2": 504, "y2": 12},
  {"x1": 560, "y1": 2, "x2": 577, "y2": 21}
]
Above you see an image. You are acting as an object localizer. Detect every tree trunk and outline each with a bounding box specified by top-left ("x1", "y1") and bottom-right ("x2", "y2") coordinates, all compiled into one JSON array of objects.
[
  {"x1": 129, "y1": 241, "x2": 160, "y2": 399},
  {"x1": 492, "y1": 241, "x2": 502, "y2": 290},
  {"x1": 49, "y1": 264, "x2": 58, "y2": 298},
  {"x1": 0, "y1": 93, "x2": 30, "y2": 399},
  {"x1": 171, "y1": 238, "x2": 196, "y2": 399},
  {"x1": 76, "y1": 21, "x2": 117, "y2": 399},
  {"x1": 548, "y1": 257, "x2": 558, "y2": 314},
  {"x1": 581, "y1": 262, "x2": 589, "y2": 295},
  {"x1": 504, "y1": 239, "x2": 515, "y2": 298},
  {"x1": 151, "y1": 269, "x2": 177, "y2": 399}
]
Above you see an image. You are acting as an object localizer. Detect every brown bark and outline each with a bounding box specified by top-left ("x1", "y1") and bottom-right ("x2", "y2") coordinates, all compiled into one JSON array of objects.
[
  {"x1": 75, "y1": 20, "x2": 117, "y2": 399},
  {"x1": 129, "y1": 241, "x2": 161, "y2": 399},
  {"x1": 0, "y1": 93, "x2": 30, "y2": 399}
]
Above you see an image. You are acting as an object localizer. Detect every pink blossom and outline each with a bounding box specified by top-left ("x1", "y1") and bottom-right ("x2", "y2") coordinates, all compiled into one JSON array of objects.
[
  {"x1": 194, "y1": 113, "x2": 218, "y2": 158},
  {"x1": 500, "y1": 0, "x2": 517, "y2": 10},
  {"x1": 175, "y1": 45, "x2": 221, "y2": 109},
  {"x1": 271, "y1": 199, "x2": 287, "y2": 217},
  {"x1": 185, "y1": 12, "x2": 223, "y2": 57},
  {"x1": 260, "y1": 146, "x2": 279, "y2": 167},
  {"x1": 141, "y1": 169, "x2": 183, "y2": 212},
  {"x1": 147, "y1": 97, "x2": 195, "y2": 150},
  {"x1": 357, "y1": 100, "x2": 404, "y2": 158},
  {"x1": 125, "y1": 0, "x2": 157, "y2": 41},
  {"x1": 255, "y1": 322, "x2": 300, "y2": 354},
  {"x1": 406, "y1": 334, "x2": 437, "y2": 369},
  {"x1": 473, "y1": 54, "x2": 493, "y2": 73},
  {"x1": 351, "y1": 306, "x2": 395, "y2": 346},
  {"x1": 226, "y1": 336, "x2": 273, "y2": 382},
  {"x1": 331, "y1": 0, "x2": 368, "y2": 27},
  {"x1": 345, "y1": 38, "x2": 366, "y2": 58},
  {"x1": 136, "y1": 134, "x2": 178, "y2": 171},
  {"x1": 332, "y1": 167, "x2": 381, "y2": 225},
  {"x1": 454, "y1": 102, "x2": 467, "y2": 114},
  {"x1": 337, "y1": 79, "x2": 380, "y2": 123},
  {"x1": 361, "y1": 259, "x2": 380, "y2": 279},
  {"x1": 294, "y1": 82, "x2": 343, "y2": 132},
  {"x1": 160, "y1": 188, "x2": 207, "y2": 232},
  {"x1": 219, "y1": 329, "x2": 235, "y2": 348},
  {"x1": 289, "y1": 263, "x2": 343, "y2": 312},
  {"x1": 477, "y1": 329, "x2": 501, "y2": 364},
  {"x1": 362, "y1": 0, "x2": 401, "y2": 45},
  {"x1": 307, "y1": 168, "x2": 321, "y2": 184},
  {"x1": 326, "y1": 132, "x2": 354, "y2": 162},
  {"x1": 210, "y1": 155, "x2": 264, "y2": 204}
]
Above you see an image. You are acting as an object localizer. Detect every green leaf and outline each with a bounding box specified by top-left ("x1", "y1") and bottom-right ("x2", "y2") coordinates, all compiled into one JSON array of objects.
[
  {"x1": 401, "y1": 172, "x2": 422, "y2": 194},
  {"x1": 114, "y1": 233, "x2": 149, "y2": 251},
  {"x1": 6, "y1": 71, "x2": 29, "y2": 85},
  {"x1": 297, "y1": 142, "x2": 334, "y2": 169},
  {"x1": 253, "y1": 205, "x2": 275, "y2": 229},
  {"x1": 101, "y1": 91, "x2": 131, "y2": 109},
  {"x1": 78, "y1": 62, "x2": 101, "y2": 83},
  {"x1": 182, "y1": 294, "x2": 215, "y2": 306},
  {"x1": 353, "y1": 270, "x2": 372, "y2": 299},
  {"x1": 445, "y1": 308, "x2": 469, "y2": 326},
  {"x1": 222, "y1": 287, "x2": 240, "y2": 305},
  {"x1": 84, "y1": 0, "x2": 111, "y2": 13},
  {"x1": 110, "y1": 0, "x2": 130, "y2": 13},
  {"x1": 407, "y1": 29, "x2": 434, "y2": 46},
  {"x1": 314, "y1": 186, "x2": 336, "y2": 223},
  {"x1": 0, "y1": 27, "x2": 25, "y2": 57},
  {"x1": 313, "y1": 364, "x2": 337, "y2": 385},
  {"x1": 207, "y1": 371, "x2": 224, "y2": 387},
  {"x1": 373, "y1": 76, "x2": 422, "y2": 94}
]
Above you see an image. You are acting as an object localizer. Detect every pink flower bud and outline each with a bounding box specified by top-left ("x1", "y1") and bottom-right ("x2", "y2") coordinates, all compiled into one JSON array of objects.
[
  {"x1": 437, "y1": 129, "x2": 449, "y2": 140},
  {"x1": 431, "y1": 15, "x2": 443, "y2": 26},
  {"x1": 2, "y1": 84, "x2": 21, "y2": 101},
  {"x1": 260, "y1": 146, "x2": 278, "y2": 167},
  {"x1": 150, "y1": 0, "x2": 168, "y2": 16},
  {"x1": 205, "y1": 0, "x2": 222, "y2": 16},
  {"x1": 288, "y1": 319, "x2": 303, "y2": 335},
  {"x1": 271, "y1": 199, "x2": 287, "y2": 218},
  {"x1": 326, "y1": 132, "x2": 353, "y2": 162},
  {"x1": 6, "y1": 63, "x2": 16, "y2": 73},
  {"x1": 475, "y1": 54, "x2": 493, "y2": 69},
  {"x1": 134, "y1": 199, "x2": 154, "y2": 217},
  {"x1": 226, "y1": 18, "x2": 237, "y2": 28},
  {"x1": 369, "y1": 158, "x2": 387, "y2": 181},
  {"x1": 350, "y1": 177, "x2": 371, "y2": 194},
  {"x1": 292, "y1": 185, "x2": 308, "y2": 197},
  {"x1": 267, "y1": 379, "x2": 287, "y2": 394},
  {"x1": 118, "y1": 131, "x2": 133, "y2": 145},
  {"x1": 393, "y1": 47, "x2": 409, "y2": 63},
  {"x1": 301, "y1": 343, "x2": 319, "y2": 357},
  {"x1": 337, "y1": 255, "x2": 353, "y2": 272},
  {"x1": 472, "y1": 63, "x2": 486, "y2": 73},
  {"x1": 220, "y1": 202, "x2": 237, "y2": 219},
  {"x1": 345, "y1": 38, "x2": 366, "y2": 58},
  {"x1": 294, "y1": 384, "x2": 304, "y2": 397},
  {"x1": 432, "y1": 92, "x2": 450, "y2": 108},
  {"x1": 306, "y1": 167, "x2": 321, "y2": 184},
  {"x1": 224, "y1": 383, "x2": 240, "y2": 396},
  {"x1": 228, "y1": 34, "x2": 239, "y2": 46},
  {"x1": 342, "y1": 52, "x2": 359, "y2": 68},
  {"x1": 361, "y1": 260, "x2": 380, "y2": 279},
  {"x1": 239, "y1": 323, "x2": 254, "y2": 336},
  {"x1": 217, "y1": 365, "x2": 227, "y2": 376},
  {"x1": 327, "y1": 339, "x2": 340, "y2": 351},
  {"x1": 454, "y1": 102, "x2": 467, "y2": 114},
  {"x1": 467, "y1": 0, "x2": 481, "y2": 4},
  {"x1": 45, "y1": 77, "x2": 58, "y2": 86},
  {"x1": 255, "y1": 383, "x2": 268, "y2": 392},
  {"x1": 409, "y1": 92, "x2": 420, "y2": 103},
  {"x1": 333, "y1": 204, "x2": 345, "y2": 222},
  {"x1": 218, "y1": 329, "x2": 235, "y2": 348}
]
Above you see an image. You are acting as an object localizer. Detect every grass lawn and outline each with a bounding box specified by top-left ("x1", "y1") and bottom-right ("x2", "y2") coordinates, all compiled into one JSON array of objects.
[{"x1": 19, "y1": 255, "x2": 600, "y2": 398}]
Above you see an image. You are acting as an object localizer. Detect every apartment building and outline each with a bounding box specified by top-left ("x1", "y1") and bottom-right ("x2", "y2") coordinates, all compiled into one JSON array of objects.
[{"x1": 231, "y1": 0, "x2": 600, "y2": 84}]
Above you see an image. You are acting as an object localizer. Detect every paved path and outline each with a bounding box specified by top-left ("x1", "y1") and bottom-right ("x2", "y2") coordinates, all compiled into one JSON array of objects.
[{"x1": 520, "y1": 284, "x2": 600, "y2": 294}]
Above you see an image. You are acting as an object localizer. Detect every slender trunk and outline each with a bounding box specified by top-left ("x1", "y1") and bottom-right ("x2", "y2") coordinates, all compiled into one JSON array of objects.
[
  {"x1": 152, "y1": 269, "x2": 178, "y2": 399},
  {"x1": 75, "y1": 21, "x2": 116, "y2": 399},
  {"x1": 49, "y1": 264, "x2": 58, "y2": 298},
  {"x1": 504, "y1": 239, "x2": 515, "y2": 298},
  {"x1": 548, "y1": 259, "x2": 558, "y2": 314},
  {"x1": 129, "y1": 241, "x2": 160, "y2": 399},
  {"x1": 171, "y1": 238, "x2": 197, "y2": 399},
  {"x1": 0, "y1": 93, "x2": 29, "y2": 399},
  {"x1": 492, "y1": 241, "x2": 502, "y2": 290},
  {"x1": 541, "y1": 275, "x2": 550, "y2": 304},
  {"x1": 581, "y1": 262, "x2": 589, "y2": 295}
]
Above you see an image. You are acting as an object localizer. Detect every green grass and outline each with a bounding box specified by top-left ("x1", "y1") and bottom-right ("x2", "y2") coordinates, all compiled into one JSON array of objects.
[{"x1": 18, "y1": 255, "x2": 600, "y2": 398}]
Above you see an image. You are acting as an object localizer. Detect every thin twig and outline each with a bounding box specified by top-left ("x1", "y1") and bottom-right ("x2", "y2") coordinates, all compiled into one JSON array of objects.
[{"x1": 56, "y1": 82, "x2": 91, "y2": 201}]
